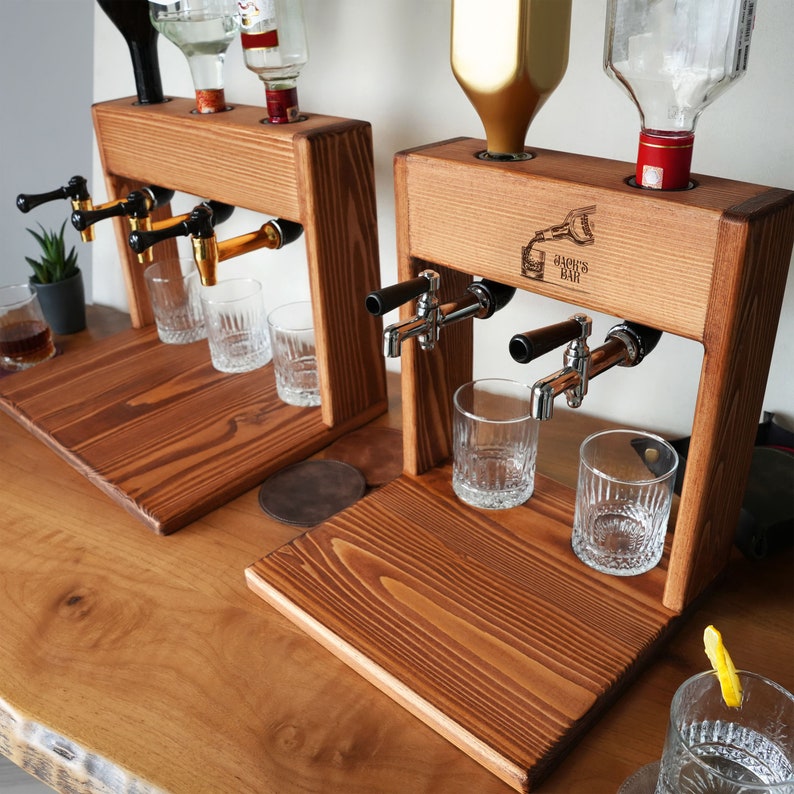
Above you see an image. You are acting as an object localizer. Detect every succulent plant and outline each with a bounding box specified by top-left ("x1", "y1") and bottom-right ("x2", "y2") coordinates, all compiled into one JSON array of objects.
[{"x1": 25, "y1": 220, "x2": 80, "y2": 284}]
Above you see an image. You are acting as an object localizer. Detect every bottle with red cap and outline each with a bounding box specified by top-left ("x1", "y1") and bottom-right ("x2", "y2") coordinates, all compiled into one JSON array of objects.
[
  {"x1": 238, "y1": 0, "x2": 309, "y2": 123},
  {"x1": 604, "y1": 0, "x2": 756, "y2": 190}
]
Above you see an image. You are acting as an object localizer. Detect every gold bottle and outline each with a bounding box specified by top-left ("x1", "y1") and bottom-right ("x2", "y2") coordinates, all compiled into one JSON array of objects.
[{"x1": 451, "y1": 0, "x2": 572, "y2": 160}]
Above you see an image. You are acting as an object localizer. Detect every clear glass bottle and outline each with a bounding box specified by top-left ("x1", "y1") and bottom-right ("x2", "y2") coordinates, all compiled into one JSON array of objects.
[
  {"x1": 605, "y1": 0, "x2": 756, "y2": 189},
  {"x1": 451, "y1": 0, "x2": 573, "y2": 161},
  {"x1": 149, "y1": 0, "x2": 240, "y2": 113},
  {"x1": 238, "y1": 0, "x2": 309, "y2": 123}
]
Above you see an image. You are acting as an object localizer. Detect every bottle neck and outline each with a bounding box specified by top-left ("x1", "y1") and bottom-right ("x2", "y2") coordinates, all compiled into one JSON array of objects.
[
  {"x1": 635, "y1": 131, "x2": 695, "y2": 190},
  {"x1": 264, "y1": 84, "x2": 300, "y2": 123},
  {"x1": 194, "y1": 88, "x2": 228, "y2": 114}
]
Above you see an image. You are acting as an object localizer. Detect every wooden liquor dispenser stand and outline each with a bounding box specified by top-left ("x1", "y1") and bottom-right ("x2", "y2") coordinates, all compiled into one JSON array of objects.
[
  {"x1": 246, "y1": 139, "x2": 794, "y2": 791},
  {"x1": 0, "y1": 97, "x2": 387, "y2": 534}
]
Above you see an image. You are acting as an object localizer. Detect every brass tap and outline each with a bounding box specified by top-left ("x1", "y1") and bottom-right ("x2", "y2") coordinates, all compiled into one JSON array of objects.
[
  {"x1": 70, "y1": 185, "x2": 175, "y2": 263},
  {"x1": 128, "y1": 202, "x2": 302, "y2": 285},
  {"x1": 16, "y1": 175, "x2": 96, "y2": 242}
]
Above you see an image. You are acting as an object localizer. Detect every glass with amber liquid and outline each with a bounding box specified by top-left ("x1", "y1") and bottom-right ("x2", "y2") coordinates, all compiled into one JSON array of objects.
[
  {"x1": 451, "y1": 0, "x2": 573, "y2": 160},
  {"x1": 0, "y1": 284, "x2": 56, "y2": 371}
]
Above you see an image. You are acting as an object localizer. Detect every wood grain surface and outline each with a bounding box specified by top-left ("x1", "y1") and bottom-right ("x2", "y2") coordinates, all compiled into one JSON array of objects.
[
  {"x1": 246, "y1": 466, "x2": 679, "y2": 792},
  {"x1": 1, "y1": 307, "x2": 791, "y2": 794},
  {"x1": 92, "y1": 98, "x2": 388, "y2": 433},
  {"x1": 393, "y1": 138, "x2": 794, "y2": 615},
  {"x1": 0, "y1": 324, "x2": 383, "y2": 534}
]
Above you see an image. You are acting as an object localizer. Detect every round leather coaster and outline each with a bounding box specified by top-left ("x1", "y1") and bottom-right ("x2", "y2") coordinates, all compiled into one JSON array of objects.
[
  {"x1": 319, "y1": 426, "x2": 403, "y2": 487},
  {"x1": 258, "y1": 459, "x2": 367, "y2": 528}
]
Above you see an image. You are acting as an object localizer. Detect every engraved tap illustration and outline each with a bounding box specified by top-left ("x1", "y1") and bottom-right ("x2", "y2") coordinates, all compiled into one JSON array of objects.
[
  {"x1": 522, "y1": 205, "x2": 596, "y2": 280},
  {"x1": 510, "y1": 315, "x2": 661, "y2": 419},
  {"x1": 366, "y1": 269, "x2": 516, "y2": 357},
  {"x1": 128, "y1": 202, "x2": 303, "y2": 286}
]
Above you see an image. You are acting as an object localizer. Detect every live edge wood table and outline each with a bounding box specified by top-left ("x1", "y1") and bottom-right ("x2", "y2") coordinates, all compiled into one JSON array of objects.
[{"x1": 1, "y1": 306, "x2": 791, "y2": 794}]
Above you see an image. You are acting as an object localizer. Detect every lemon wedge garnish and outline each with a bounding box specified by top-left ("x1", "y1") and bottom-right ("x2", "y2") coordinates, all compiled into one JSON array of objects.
[{"x1": 703, "y1": 625, "x2": 743, "y2": 708}]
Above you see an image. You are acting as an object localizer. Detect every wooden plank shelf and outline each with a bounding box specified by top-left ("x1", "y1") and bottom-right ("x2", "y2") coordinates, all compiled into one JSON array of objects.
[
  {"x1": 0, "y1": 326, "x2": 384, "y2": 535},
  {"x1": 246, "y1": 466, "x2": 679, "y2": 793}
]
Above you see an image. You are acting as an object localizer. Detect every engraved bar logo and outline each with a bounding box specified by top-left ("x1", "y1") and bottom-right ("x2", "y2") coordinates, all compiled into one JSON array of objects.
[{"x1": 521, "y1": 205, "x2": 596, "y2": 284}]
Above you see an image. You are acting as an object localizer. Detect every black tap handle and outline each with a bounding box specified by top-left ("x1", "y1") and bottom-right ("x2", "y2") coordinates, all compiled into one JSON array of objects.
[
  {"x1": 129, "y1": 218, "x2": 191, "y2": 254},
  {"x1": 474, "y1": 280, "x2": 517, "y2": 318},
  {"x1": 128, "y1": 203, "x2": 215, "y2": 253},
  {"x1": 509, "y1": 318, "x2": 584, "y2": 364},
  {"x1": 71, "y1": 187, "x2": 163, "y2": 229},
  {"x1": 607, "y1": 321, "x2": 663, "y2": 366},
  {"x1": 16, "y1": 175, "x2": 90, "y2": 213},
  {"x1": 271, "y1": 218, "x2": 304, "y2": 247},
  {"x1": 71, "y1": 201, "x2": 126, "y2": 231},
  {"x1": 365, "y1": 274, "x2": 433, "y2": 317}
]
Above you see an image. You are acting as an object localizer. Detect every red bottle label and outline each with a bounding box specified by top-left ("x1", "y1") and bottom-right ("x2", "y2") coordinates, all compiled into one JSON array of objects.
[
  {"x1": 636, "y1": 132, "x2": 695, "y2": 190},
  {"x1": 194, "y1": 88, "x2": 228, "y2": 114},
  {"x1": 241, "y1": 29, "x2": 279, "y2": 50},
  {"x1": 265, "y1": 87, "x2": 299, "y2": 123}
]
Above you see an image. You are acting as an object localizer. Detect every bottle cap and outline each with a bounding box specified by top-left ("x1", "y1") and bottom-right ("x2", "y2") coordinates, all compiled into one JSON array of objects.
[
  {"x1": 194, "y1": 88, "x2": 229, "y2": 114},
  {"x1": 265, "y1": 87, "x2": 300, "y2": 123},
  {"x1": 636, "y1": 132, "x2": 695, "y2": 190}
]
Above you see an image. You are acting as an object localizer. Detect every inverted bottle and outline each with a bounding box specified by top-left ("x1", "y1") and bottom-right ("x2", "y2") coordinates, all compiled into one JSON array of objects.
[
  {"x1": 96, "y1": 0, "x2": 166, "y2": 105},
  {"x1": 604, "y1": 0, "x2": 756, "y2": 190},
  {"x1": 149, "y1": 0, "x2": 239, "y2": 113},
  {"x1": 451, "y1": 0, "x2": 572, "y2": 160},
  {"x1": 239, "y1": 0, "x2": 309, "y2": 123}
]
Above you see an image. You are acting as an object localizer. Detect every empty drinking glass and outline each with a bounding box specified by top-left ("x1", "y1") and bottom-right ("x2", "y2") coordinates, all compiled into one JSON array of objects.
[
  {"x1": 267, "y1": 300, "x2": 320, "y2": 407},
  {"x1": 572, "y1": 429, "x2": 678, "y2": 576},
  {"x1": 452, "y1": 378, "x2": 538, "y2": 510},
  {"x1": 144, "y1": 257, "x2": 206, "y2": 344},
  {"x1": 201, "y1": 278, "x2": 271, "y2": 373}
]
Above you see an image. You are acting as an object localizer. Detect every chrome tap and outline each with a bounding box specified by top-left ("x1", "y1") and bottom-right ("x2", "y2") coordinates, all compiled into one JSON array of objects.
[
  {"x1": 527, "y1": 315, "x2": 592, "y2": 420},
  {"x1": 128, "y1": 203, "x2": 302, "y2": 286},
  {"x1": 366, "y1": 271, "x2": 516, "y2": 358},
  {"x1": 510, "y1": 316, "x2": 662, "y2": 420}
]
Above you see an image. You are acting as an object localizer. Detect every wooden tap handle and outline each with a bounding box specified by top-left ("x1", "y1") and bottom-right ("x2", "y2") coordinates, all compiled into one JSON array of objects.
[
  {"x1": 365, "y1": 275, "x2": 432, "y2": 317},
  {"x1": 509, "y1": 318, "x2": 583, "y2": 364}
]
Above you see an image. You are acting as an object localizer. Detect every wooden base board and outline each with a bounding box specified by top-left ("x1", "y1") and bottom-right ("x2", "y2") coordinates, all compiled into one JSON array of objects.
[
  {"x1": 0, "y1": 327, "x2": 386, "y2": 534},
  {"x1": 246, "y1": 465, "x2": 679, "y2": 792}
]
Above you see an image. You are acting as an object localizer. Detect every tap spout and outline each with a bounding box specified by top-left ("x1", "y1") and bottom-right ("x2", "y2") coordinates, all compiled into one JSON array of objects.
[
  {"x1": 531, "y1": 366, "x2": 582, "y2": 421},
  {"x1": 529, "y1": 314, "x2": 592, "y2": 420},
  {"x1": 383, "y1": 315, "x2": 436, "y2": 357}
]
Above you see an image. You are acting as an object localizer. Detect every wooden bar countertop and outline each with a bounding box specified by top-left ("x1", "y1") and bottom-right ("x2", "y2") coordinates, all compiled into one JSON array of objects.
[{"x1": 1, "y1": 306, "x2": 792, "y2": 794}]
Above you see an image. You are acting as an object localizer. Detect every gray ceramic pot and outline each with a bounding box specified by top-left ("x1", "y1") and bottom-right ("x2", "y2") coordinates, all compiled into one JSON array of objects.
[{"x1": 31, "y1": 269, "x2": 86, "y2": 335}]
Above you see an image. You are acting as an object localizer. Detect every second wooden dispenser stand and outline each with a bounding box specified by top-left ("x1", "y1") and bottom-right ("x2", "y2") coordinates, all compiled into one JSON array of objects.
[
  {"x1": 246, "y1": 137, "x2": 793, "y2": 792},
  {"x1": 0, "y1": 97, "x2": 388, "y2": 535}
]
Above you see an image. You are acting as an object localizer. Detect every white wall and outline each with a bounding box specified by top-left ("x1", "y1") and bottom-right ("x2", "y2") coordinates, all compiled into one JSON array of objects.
[
  {"x1": 92, "y1": 0, "x2": 793, "y2": 437},
  {"x1": 1, "y1": 0, "x2": 94, "y2": 292}
]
